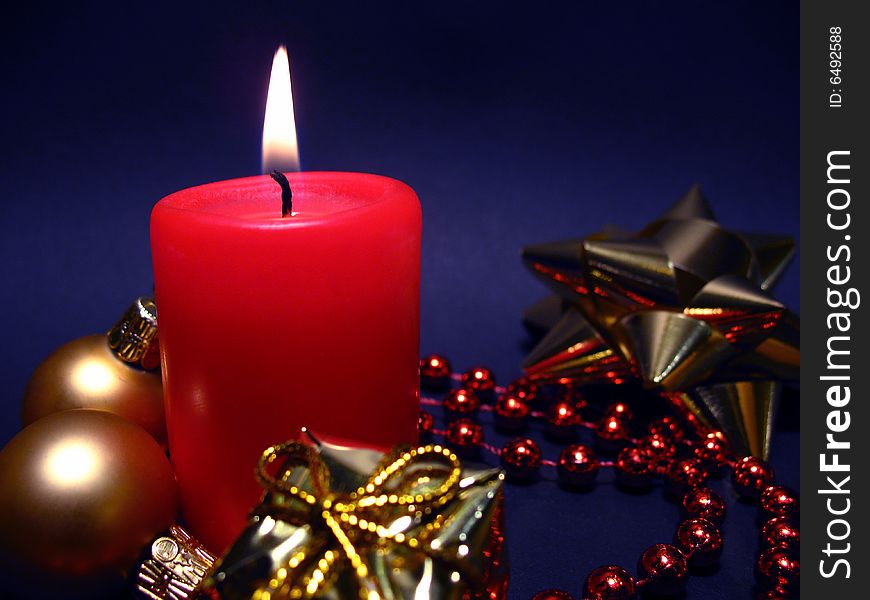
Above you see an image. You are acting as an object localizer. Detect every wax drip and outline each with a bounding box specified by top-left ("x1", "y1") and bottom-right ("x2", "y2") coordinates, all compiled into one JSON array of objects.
[{"x1": 270, "y1": 170, "x2": 293, "y2": 217}]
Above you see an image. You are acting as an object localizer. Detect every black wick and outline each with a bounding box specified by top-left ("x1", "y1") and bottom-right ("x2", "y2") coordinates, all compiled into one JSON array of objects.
[{"x1": 270, "y1": 170, "x2": 293, "y2": 217}]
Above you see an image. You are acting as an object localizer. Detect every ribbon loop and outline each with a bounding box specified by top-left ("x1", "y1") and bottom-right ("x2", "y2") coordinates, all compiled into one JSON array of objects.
[{"x1": 253, "y1": 442, "x2": 464, "y2": 598}]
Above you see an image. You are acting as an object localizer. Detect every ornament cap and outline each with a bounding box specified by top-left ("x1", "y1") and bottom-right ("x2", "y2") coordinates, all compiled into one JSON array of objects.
[
  {"x1": 107, "y1": 296, "x2": 160, "y2": 370},
  {"x1": 136, "y1": 525, "x2": 217, "y2": 600}
]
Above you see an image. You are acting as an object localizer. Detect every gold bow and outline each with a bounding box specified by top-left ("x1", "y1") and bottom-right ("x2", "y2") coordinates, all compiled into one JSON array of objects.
[
  {"x1": 253, "y1": 441, "x2": 464, "y2": 599},
  {"x1": 520, "y1": 186, "x2": 799, "y2": 459}
]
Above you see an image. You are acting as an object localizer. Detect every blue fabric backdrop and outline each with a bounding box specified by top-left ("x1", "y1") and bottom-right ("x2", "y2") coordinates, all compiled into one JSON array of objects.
[{"x1": 0, "y1": 2, "x2": 798, "y2": 598}]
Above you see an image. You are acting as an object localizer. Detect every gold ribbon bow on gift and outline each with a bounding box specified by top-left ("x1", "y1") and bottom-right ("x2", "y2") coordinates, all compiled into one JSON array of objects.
[{"x1": 247, "y1": 441, "x2": 465, "y2": 599}]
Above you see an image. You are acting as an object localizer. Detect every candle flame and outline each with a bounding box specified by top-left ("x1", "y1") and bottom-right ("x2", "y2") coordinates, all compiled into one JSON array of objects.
[{"x1": 262, "y1": 46, "x2": 300, "y2": 173}]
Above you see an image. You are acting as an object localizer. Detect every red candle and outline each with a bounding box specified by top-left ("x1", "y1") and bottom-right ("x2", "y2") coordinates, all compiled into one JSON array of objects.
[{"x1": 150, "y1": 171, "x2": 421, "y2": 551}]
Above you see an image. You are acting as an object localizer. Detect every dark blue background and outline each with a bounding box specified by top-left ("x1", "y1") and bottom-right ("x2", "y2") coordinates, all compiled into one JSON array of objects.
[{"x1": 1, "y1": 2, "x2": 798, "y2": 598}]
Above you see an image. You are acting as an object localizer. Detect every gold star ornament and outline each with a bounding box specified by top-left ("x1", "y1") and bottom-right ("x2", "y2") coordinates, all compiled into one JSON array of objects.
[{"x1": 521, "y1": 186, "x2": 798, "y2": 459}]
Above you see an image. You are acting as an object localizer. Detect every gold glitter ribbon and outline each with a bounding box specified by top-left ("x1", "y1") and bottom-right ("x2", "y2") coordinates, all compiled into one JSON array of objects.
[{"x1": 252, "y1": 441, "x2": 464, "y2": 599}]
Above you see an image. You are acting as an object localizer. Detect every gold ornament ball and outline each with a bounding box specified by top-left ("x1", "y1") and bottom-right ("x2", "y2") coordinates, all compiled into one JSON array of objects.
[
  {"x1": 0, "y1": 409, "x2": 178, "y2": 597},
  {"x1": 21, "y1": 333, "x2": 166, "y2": 445}
]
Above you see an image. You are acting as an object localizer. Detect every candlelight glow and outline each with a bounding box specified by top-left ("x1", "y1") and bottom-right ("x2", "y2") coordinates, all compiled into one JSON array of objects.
[{"x1": 262, "y1": 46, "x2": 300, "y2": 173}]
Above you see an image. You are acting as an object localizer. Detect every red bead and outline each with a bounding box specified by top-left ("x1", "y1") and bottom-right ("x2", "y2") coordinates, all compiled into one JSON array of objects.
[
  {"x1": 665, "y1": 457, "x2": 707, "y2": 501},
  {"x1": 419, "y1": 354, "x2": 451, "y2": 390},
  {"x1": 461, "y1": 366, "x2": 497, "y2": 402},
  {"x1": 445, "y1": 418, "x2": 483, "y2": 458},
  {"x1": 693, "y1": 436, "x2": 729, "y2": 471},
  {"x1": 732, "y1": 456, "x2": 775, "y2": 500},
  {"x1": 637, "y1": 434, "x2": 676, "y2": 464},
  {"x1": 557, "y1": 444, "x2": 600, "y2": 489},
  {"x1": 755, "y1": 587, "x2": 793, "y2": 600},
  {"x1": 582, "y1": 565, "x2": 637, "y2": 600},
  {"x1": 500, "y1": 437, "x2": 542, "y2": 482},
  {"x1": 755, "y1": 546, "x2": 799, "y2": 593},
  {"x1": 505, "y1": 376, "x2": 539, "y2": 405},
  {"x1": 561, "y1": 384, "x2": 588, "y2": 414},
  {"x1": 615, "y1": 446, "x2": 655, "y2": 490},
  {"x1": 637, "y1": 543, "x2": 688, "y2": 596},
  {"x1": 647, "y1": 416, "x2": 684, "y2": 441},
  {"x1": 706, "y1": 429, "x2": 727, "y2": 440},
  {"x1": 532, "y1": 590, "x2": 575, "y2": 600},
  {"x1": 418, "y1": 410, "x2": 434, "y2": 435},
  {"x1": 418, "y1": 412, "x2": 434, "y2": 444},
  {"x1": 443, "y1": 387, "x2": 480, "y2": 420},
  {"x1": 605, "y1": 402, "x2": 633, "y2": 422},
  {"x1": 705, "y1": 430, "x2": 729, "y2": 446},
  {"x1": 494, "y1": 393, "x2": 530, "y2": 432},
  {"x1": 675, "y1": 518, "x2": 724, "y2": 568},
  {"x1": 761, "y1": 517, "x2": 800, "y2": 549},
  {"x1": 545, "y1": 400, "x2": 579, "y2": 441},
  {"x1": 594, "y1": 415, "x2": 629, "y2": 455},
  {"x1": 681, "y1": 487, "x2": 726, "y2": 526},
  {"x1": 760, "y1": 485, "x2": 799, "y2": 519}
]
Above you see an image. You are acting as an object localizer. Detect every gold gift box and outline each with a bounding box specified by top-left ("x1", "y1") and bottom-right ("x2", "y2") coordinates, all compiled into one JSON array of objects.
[{"x1": 202, "y1": 431, "x2": 508, "y2": 600}]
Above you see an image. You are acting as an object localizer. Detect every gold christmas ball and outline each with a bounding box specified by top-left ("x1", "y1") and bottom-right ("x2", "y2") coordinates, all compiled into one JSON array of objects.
[
  {"x1": 21, "y1": 333, "x2": 166, "y2": 445},
  {"x1": 0, "y1": 409, "x2": 178, "y2": 598}
]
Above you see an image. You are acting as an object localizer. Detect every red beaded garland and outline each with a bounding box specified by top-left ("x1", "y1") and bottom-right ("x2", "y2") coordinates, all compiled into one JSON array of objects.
[
  {"x1": 419, "y1": 353, "x2": 452, "y2": 390},
  {"x1": 532, "y1": 590, "x2": 575, "y2": 600},
  {"x1": 760, "y1": 517, "x2": 799, "y2": 549},
  {"x1": 422, "y1": 356, "x2": 799, "y2": 599},
  {"x1": 680, "y1": 487, "x2": 726, "y2": 526},
  {"x1": 706, "y1": 430, "x2": 727, "y2": 442},
  {"x1": 732, "y1": 456, "x2": 775, "y2": 500},
  {"x1": 759, "y1": 485, "x2": 799, "y2": 519},
  {"x1": 560, "y1": 384, "x2": 588, "y2": 410},
  {"x1": 418, "y1": 410, "x2": 434, "y2": 434},
  {"x1": 605, "y1": 402, "x2": 633, "y2": 422},
  {"x1": 756, "y1": 587, "x2": 793, "y2": 600},
  {"x1": 675, "y1": 518, "x2": 724, "y2": 568},
  {"x1": 594, "y1": 415, "x2": 629, "y2": 455},
  {"x1": 557, "y1": 444, "x2": 600, "y2": 489},
  {"x1": 637, "y1": 433, "x2": 676, "y2": 464},
  {"x1": 693, "y1": 435, "x2": 729, "y2": 471},
  {"x1": 500, "y1": 437, "x2": 542, "y2": 482},
  {"x1": 615, "y1": 446, "x2": 655, "y2": 490},
  {"x1": 545, "y1": 400, "x2": 579, "y2": 441},
  {"x1": 494, "y1": 393, "x2": 530, "y2": 432},
  {"x1": 445, "y1": 418, "x2": 483, "y2": 456},
  {"x1": 647, "y1": 416, "x2": 684, "y2": 441},
  {"x1": 461, "y1": 366, "x2": 497, "y2": 402},
  {"x1": 755, "y1": 546, "x2": 799, "y2": 593},
  {"x1": 665, "y1": 457, "x2": 707, "y2": 501},
  {"x1": 637, "y1": 543, "x2": 688, "y2": 596},
  {"x1": 505, "y1": 376, "x2": 539, "y2": 405},
  {"x1": 582, "y1": 565, "x2": 637, "y2": 600},
  {"x1": 443, "y1": 387, "x2": 480, "y2": 419}
]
